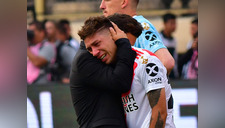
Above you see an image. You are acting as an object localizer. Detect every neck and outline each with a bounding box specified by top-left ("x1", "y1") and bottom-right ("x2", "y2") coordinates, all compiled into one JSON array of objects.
[
  {"x1": 48, "y1": 37, "x2": 56, "y2": 43},
  {"x1": 35, "y1": 38, "x2": 44, "y2": 44},
  {"x1": 128, "y1": 8, "x2": 137, "y2": 17},
  {"x1": 123, "y1": 6, "x2": 137, "y2": 17},
  {"x1": 163, "y1": 30, "x2": 171, "y2": 37}
]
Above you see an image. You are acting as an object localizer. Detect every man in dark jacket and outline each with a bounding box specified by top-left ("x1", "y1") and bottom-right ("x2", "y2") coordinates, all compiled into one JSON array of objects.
[{"x1": 70, "y1": 17, "x2": 136, "y2": 127}]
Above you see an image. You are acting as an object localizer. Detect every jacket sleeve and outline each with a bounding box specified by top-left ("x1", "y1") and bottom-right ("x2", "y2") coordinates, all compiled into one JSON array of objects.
[{"x1": 76, "y1": 38, "x2": 136, "y2": 93}]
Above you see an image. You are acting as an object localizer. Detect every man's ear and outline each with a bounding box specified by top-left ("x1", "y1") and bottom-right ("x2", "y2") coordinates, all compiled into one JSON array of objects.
[{"x1": 121, "y1": 0, "x2": 128, "y2": 9}]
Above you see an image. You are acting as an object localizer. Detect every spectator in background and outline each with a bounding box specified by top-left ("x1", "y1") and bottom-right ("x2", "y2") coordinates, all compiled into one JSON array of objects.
[
  {"x1": 179, "y1": 32, "x2": 198, "y2": 79},
  {"x1": 180, "y1": 0, "x2": 191, "y2": 8},
  {"x1": 51, "y1": 20, "x2": 78, "y2": 84},
  {"x1": 44, "y1": 20, "x2": 59, "y2": 44},
  {"x1": 187, "y1": 18, "x2": 198, "y2": 50},
  {"x1": 99, "y1": 0, "x2": 175, "y2": 75},
  {"x1": 160, "y1": 13, "x2": 179, "y2": 79},
  {"x1": 161, "y1": 0, "x2": 174, "y2": 9},
  {"x1": 27, "y1": 21, "x2": 56, "y2": 85},
  {"x1": 27, "y1": 0, "x2": 36, "y2": 21},
  {"x1": 58, "y1": 19, "x2": 80, "y2": 51}
]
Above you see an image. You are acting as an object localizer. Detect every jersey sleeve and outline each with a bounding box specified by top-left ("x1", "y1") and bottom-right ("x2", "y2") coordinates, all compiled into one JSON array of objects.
[
  {"x1": 134, "y1": 21, "x2": 166, "y2": 53},
  {"x1": 140, "y1": 54, "x2": 168, "y2": 93}
]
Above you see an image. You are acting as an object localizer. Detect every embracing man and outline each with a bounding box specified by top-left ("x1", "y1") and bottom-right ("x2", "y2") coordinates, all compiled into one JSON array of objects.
[{"x1": 72, "y1": 14, "x2": 175, "y2": 128}]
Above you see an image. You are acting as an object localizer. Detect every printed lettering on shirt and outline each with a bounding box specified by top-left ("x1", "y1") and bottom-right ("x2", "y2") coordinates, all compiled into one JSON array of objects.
[
  {"x1": 146, "y1": 63, "x2": 162, "y2": 84},
  {"x1": 122, "y1": 94, "x2": 139, "y2": 113},
  {"x1": 149, "y1": 40, "x2": 161, "y2": 48},
  {"x1": 141, "y1": 22, "x2": 150, "y2": 30}
]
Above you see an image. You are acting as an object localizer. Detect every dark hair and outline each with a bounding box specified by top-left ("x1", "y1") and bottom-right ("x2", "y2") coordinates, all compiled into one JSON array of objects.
[
  {"x1": 163, "y1": 13, "x2": 176, "y2": 23},
  {"x1": 78, "y1": 16, "x2": 113, "y2": 40},
  {"x1": 78, "y1": 14, "x2": 143, "y2": 40},
  {"x1": 192, "y1": 18, "x2": 198, "y2": 25},
  {"x1": 107, "y1": 13, "x2": 143, "y2": 38},
  {"x1": 42, "y1": 19, "x2": 48, "y2": 30},
  {"x1": 59, "y1": 19, "x2": 70, "y2": 26},
  {"x1": 56, "y1": 21, "x2": 67, "y2": 35},
  {"x1": 29, "y1": 20, "x2": 45, "y2": 31}
]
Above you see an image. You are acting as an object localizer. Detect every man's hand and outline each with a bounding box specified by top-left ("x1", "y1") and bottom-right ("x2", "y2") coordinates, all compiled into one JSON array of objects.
[{"x1": 109, "y1": 21, "x2": 127, "y2": 41}]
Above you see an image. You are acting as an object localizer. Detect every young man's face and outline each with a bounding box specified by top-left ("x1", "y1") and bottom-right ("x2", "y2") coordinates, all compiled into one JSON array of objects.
[
  {"x1": 84, "y1": 29, "x2": 117, "y2": 64},
  {"x1": 191, "y1": 23, "x2": 198, "y2": 37},
  {"x1": 45, "y1": 21, "x2": 56, "y2": 39},
  {"x1": 56, "y1": 30, "x2": 67, "y2": 42},
  {"x1": 28, "y1": 24, "x2": 44, "y2": 44},
  {"x1": 100, "y1": 0, "x2": 123, "y2": 17},
  {"x1": 164, "y1": 19, "x2": 176, "y2": 33}
]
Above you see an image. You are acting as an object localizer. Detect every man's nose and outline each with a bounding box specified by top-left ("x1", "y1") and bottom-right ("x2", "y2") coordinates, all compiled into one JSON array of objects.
[
  {"x1": 92, "y1": 48, "x2": 100, "y2": 57},
  {"x1": 99, "y1": 0, "x2": 105, "y2": 9}
]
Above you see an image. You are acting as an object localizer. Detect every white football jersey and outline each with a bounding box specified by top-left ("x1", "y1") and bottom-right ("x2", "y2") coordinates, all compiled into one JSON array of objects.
[{"x1": 121, "y1": 47, "x2": 175, "y2": 128}]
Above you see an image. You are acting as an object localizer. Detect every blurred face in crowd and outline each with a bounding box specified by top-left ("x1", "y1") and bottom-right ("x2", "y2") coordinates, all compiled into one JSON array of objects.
[
  {"x1": 28, "y1": 24, "x2": 45, "y2": 44},
  {"x1": 193, "y1": 36, "x2": 198, "y2": 50},
  {"x1": 191, "y1": 23, "x2": 198, "y2": 37},
  {"x1": 45, "y1": 21, "x2": 56, "y2": 40},
  {"x1": 164, "y1": 19, "x2": 176, "y2": 34},
  {"x1": 84, "y1": 28, "x2": 117, "y2": 64},
  {"x1": 100, "y1": 0, "x2": 123, "y2": 17},
  {"x1": 64, "y1": 24, "x2": 71, "y2": 36},
  {"x1": 56, "y1": 30, "x2": 67, "y2": 42}
]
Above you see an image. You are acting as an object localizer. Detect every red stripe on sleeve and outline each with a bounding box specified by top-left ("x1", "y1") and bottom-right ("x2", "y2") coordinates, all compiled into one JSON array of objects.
[{"x1": 142, "y1": 49, "x2": 158, "y2": 58}]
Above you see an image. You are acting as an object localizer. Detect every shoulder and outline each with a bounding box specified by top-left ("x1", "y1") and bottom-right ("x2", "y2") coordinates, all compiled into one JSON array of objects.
[
  {"x1": 132, "y1": 47, "x2": 159, "y2": 65},
  {"x1": 69, "y1": 38, "x2": 80, "y2": 47},
  {"x1": 132, "y1": 47, "x2": 157, "y2": 58},
  {"x1": 42, "y1": 41, "x2": 55, "y2": 50},
  {"x1": 134, "y1": 15, "x2": 148, "y2": 23},
  {"x1": 74, "y1": 49, "x2": 97, "y2": 65},
  {"x1": 134, "y1": 15, "x2": 155, "y2": 30}
]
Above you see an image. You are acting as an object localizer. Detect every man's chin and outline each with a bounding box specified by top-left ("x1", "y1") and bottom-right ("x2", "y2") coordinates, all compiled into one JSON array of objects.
[
  {"x1": 104, "y1": 60, "x2": 110, "y2": 65},
  {"x1": 104, "y1": 59, "x2": 113, "y2": 65},
  {"x1": 103, "y1": 12, "x2": 109, "y2": 17}
]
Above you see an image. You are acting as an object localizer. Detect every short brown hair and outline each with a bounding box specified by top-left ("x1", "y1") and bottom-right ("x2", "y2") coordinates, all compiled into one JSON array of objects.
[
  {"x1": 78, "y1": 14, "x2": 143, "y2": 40},
  {"x1": 56, "y1": 21, "x2": 67, "y2": 35},
  {"x1": 29, "y1": 21, "x2": 45, "y2": 31},
  {"x1": 78, "y1": 16, "x2": 113, "y2": 40},
  {"x1": 107, "y1": 13, "x2": 143, "y2": 38}
]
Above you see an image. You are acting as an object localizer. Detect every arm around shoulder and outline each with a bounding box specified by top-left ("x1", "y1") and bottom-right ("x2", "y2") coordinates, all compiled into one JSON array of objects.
[{"x1": 73, "y1": 39, "x2": 136, "y2": 93}]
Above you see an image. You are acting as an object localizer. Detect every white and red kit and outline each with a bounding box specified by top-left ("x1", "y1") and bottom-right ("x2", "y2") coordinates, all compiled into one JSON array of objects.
[{"x1": 122, "y1": 47, "x2": 176, "y2": 128}]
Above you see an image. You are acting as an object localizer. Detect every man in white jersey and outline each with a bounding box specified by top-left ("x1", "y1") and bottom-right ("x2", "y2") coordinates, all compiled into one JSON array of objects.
[
  {"x1": 99, "y1": 0, "x2": 175, "y2": 75},
  {"x1": 78, "y1": 14, "x2": 175, "y2": 128}
]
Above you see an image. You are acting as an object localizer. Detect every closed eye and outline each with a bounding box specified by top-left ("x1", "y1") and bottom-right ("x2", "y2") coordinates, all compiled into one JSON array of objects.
[
  {"x1": 86, "y1": 47, "x2": 92, "y2": 53},
  {"x1": 93, "y1": 41, "x2": 100, "y2": 47}
]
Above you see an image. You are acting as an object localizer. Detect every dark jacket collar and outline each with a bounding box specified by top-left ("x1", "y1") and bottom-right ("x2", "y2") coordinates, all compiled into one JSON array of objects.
[{"x1": 80, "y1": 41, "x2": 86, "y2": 50}]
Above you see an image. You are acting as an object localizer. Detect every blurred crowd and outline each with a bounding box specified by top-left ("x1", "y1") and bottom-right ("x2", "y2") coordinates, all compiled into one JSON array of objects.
[
  {"x1": 27, "y1": 14, "x2": 198, "y2": 85},
  {"x1": 27, "y1": 19, "x2": 79, "y2": 85},
  {"x1": 178, "y1": 17, "x2": 198, "y2": 79},
  {"x1": 159, "y1": 13, "x2": 198, "y2": 80}
]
